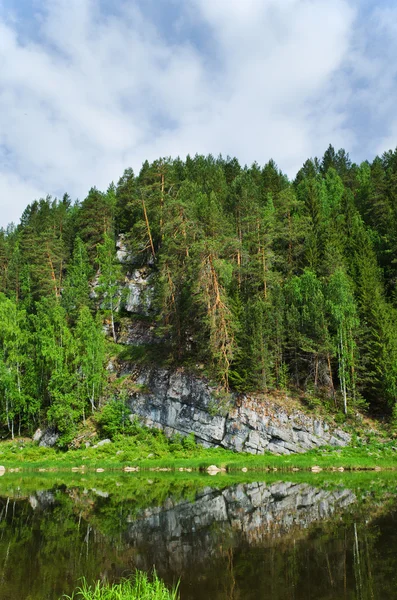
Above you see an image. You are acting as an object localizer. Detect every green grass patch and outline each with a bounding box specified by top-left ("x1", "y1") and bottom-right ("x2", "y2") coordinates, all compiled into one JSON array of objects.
[
  {"x1": 62, "y1": 571, "x2": 179, "y2": 600},
  {"x1": 0, "y1": 430, "x2": 397, "y2": 472}
]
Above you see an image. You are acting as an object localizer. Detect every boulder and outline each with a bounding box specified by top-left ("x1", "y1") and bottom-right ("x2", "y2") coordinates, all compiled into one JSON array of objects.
[
  {"x1": 95, "y1": 439, "x2": 111, "y2": 448},
  {"x1": 32, "y1": 428, "x2": 43, "y2": 443},
  {"x1": 38, "y1": 428, "x2": 59, "y2": 448}
]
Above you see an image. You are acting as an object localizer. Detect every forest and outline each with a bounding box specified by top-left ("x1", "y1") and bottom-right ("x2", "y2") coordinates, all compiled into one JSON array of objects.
[{"x1": 1, "y1": 145, "x2": 397, "y2": 443}]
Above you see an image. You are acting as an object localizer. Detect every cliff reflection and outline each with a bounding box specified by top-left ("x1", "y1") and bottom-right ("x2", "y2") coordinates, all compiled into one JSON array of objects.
[{"x1": 126, "y1": 481, "x2": 356, "y2": 573}]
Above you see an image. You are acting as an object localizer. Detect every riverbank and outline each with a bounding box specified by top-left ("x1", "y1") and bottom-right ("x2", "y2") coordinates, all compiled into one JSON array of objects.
[{"x1": 1, "y1": 434, "x2": 397, "y2": 472}]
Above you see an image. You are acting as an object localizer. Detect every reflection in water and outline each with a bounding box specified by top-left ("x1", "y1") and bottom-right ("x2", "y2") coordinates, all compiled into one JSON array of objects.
[
  {"x1": 126, "y1": 482, "x2": 356, "y2": 573},
  {"x1": 0, "y1": 477, "x2": 396, "y2": 600}
]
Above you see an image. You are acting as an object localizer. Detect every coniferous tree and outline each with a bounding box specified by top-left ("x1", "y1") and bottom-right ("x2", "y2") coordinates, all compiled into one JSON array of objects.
[
  {"x1": 78, "y1": 187, "x2": 115, "y2": 261},
  {"x1": 285, "y1": 270, "x2": 330, "y2": 389},
  {"x1": 62, "y1": 236, "x2": 92, "y2": 323}
]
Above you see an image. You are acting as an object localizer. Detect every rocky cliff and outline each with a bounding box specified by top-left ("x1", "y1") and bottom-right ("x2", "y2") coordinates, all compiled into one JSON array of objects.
[
  {"x1": 122, "y1": 365, "x2": 351, "y2": 455},
  {"x1": 114, "y1": 236, "x2": 351, "y2": 456}
]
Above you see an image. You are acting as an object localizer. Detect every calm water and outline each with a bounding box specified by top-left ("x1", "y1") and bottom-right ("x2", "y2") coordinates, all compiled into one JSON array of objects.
[{"x1": 0, "y1": 473, "x2": 396, "y2": 599}]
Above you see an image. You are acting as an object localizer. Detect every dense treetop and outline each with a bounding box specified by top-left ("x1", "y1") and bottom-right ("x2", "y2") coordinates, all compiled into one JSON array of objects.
[{"x1": 1, "y1": 145, "x2": 397, "y2": 443}]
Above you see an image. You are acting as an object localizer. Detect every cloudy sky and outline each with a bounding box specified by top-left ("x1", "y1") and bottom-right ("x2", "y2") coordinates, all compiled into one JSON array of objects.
[{"x1": 0, "y1": 0, "x2": 396, "y2": 227}]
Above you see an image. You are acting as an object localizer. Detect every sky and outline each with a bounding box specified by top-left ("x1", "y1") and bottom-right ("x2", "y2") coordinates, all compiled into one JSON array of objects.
[{"x1": 0, "y1": 0, "x2": 397, "y2": 227}]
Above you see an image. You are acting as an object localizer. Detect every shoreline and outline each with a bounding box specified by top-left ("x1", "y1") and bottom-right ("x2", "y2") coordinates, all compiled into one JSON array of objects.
[{"x1": 1, "y1": 445, "x2": 397, "y2": 473}]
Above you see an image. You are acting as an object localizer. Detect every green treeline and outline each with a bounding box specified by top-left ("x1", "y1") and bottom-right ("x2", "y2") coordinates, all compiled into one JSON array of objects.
[{"x1": 1, "y1": 145, "x2": 397, "y2": 440}]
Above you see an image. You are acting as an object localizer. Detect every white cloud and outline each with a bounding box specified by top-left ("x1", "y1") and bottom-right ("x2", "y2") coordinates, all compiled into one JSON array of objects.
[
  {"x1": 0, "y1": 0, "x2": 381, "y2": 228},
  {"x1": 0, "y1": 173, "x2": 45, "y2": 227},
  {"x1": 363, "y1": 7, "x2": 397, "y2": 157}
]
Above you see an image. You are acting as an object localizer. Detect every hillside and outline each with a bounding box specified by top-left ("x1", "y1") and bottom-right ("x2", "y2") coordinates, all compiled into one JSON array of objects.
[{"x1": 1, "y1": 146, "x2": 397, "y2": 446}]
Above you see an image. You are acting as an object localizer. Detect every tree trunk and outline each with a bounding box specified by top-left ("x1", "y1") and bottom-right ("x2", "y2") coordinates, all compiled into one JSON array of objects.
[{"x1": 141, "y1": 196, "x2": 156, "y2": 258}]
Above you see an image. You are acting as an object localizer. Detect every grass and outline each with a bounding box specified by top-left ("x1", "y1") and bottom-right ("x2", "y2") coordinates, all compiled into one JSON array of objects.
[
  {"x1": 0, "y1": 428, "x2": 397, "y2": 472},
  {"x1": 62, "y1": 572, "x2": 179, "y2": 600}
]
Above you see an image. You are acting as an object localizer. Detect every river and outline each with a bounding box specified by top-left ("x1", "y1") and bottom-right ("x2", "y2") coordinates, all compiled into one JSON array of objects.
[{"x1": 0, "y1": 472, "x2": 396, "y2": 599}]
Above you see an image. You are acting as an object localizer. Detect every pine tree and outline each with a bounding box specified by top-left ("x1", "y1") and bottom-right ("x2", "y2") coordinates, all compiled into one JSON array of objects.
[
  {"x1": 62, "y1": 236, "x2": 92, "y2": 323},
  {"x1": 155, "y1": 181, "x2": 199, "y2": 356},
  {"x1": 78, "y1": 187, "x2": 115, "y2": 261},
  {"x1": 285, "y1": 270, "x2": 330, "y2": 389},
  {"x1": 115, "y1": 168, "x2": 136, "y2": 234},
  {"x1": 19, "y1": 197, "x2": 70, "y2": 300},
  {"x1": 196, "y1": 248, "x2": 237, "y2": 389}
]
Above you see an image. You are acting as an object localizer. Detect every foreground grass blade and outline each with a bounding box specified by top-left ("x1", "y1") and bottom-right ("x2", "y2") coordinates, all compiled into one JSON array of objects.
[{"x1": 62, "y1": 570, "x2": 179, "y2": 600}]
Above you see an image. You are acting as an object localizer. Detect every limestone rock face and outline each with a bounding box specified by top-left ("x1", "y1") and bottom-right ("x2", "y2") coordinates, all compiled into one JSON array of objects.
[
  {"x1": 116, "y1": 235, "x2": 135, "y2": 264},
  {"x1": 115, "y1": 235, "x2": 156, "y2": 318},
  {"x1": 124, "y1": 366, "x2": 351, "y2": 454},
  {"x1": 116, "y1": 235, "x2": 155, "y2": 267},
  {"x1": 122, "y1": 268, "x2": 154, "y2": 316},
  {"x1": 29, "y1": 490, "x2": 56, "y2": 510}
]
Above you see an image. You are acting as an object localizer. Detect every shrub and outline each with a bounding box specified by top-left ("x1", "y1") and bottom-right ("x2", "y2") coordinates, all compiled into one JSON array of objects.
[{"x1": 95, "y1": 398, "x2": 135, "y2": 439}]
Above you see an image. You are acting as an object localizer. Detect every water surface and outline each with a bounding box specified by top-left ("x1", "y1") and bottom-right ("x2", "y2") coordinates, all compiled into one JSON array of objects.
[{"x1": 0, "y1": 473, "x2": 396, "y2": 599}]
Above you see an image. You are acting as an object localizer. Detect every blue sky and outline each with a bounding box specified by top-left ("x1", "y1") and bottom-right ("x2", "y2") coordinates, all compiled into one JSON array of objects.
[{"x1": 0, "y1": 0, "x2": 397, "y2": 226}]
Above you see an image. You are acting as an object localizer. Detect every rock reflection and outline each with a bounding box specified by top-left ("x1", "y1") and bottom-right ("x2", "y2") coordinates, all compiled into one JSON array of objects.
[{"x1": 126, "y1": 481, "x2": 356, "y2": 574}]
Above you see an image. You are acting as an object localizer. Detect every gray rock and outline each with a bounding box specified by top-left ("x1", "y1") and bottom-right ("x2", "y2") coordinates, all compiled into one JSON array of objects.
[
  {"x1": 123, "y1": 269, "x2": 154, "y2": 315},
  {"x1": 329, "y1": 435, "x2": 347, "y2": 447},
  {"x1": 91, "y1": 488, "x2": 109, "y2": 498},
  {"x1": 117, "y1": 320, "x2": 158, "y2": 345},
  {"x1": 33, "y1": 428, "x2": 43, "y2": 443},
  {"x1": 333, "y1": 429, "x2": 351, "y2": 443},
  {"x1": 96, "y1": 439, "x2": 111, "y2": 447},
  {"x1": 118, "y1": 365, "x2": 351, "y2": 455},
  {"x1": 29, "y1": 491, "x2": 56, "y2": 509},
  {"x1": 38, "y1": 428, "x2": 59, "y2": 448},
  {"x1": 116, "y1": 235, "x2": 136, "y2": 264}
]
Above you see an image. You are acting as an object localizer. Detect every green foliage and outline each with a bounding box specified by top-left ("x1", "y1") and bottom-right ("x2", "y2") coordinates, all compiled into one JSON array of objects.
[
  {"x1": 75, "y1": 307, "x2": 106, "y2": 414},
  {"x1": 208, "y1": 389, "x2": 233, "y2": 416},
  {"x1": 327, "y1": 268, "x2": 359, "y2": 413},
  {"x1": 95, "y1": 397, "x2": 136, "y2": 439},
  {"x1": 181, "y1": 431, "x2": 196, "y2": 450},
  {"x1": 2, "y1": 435, "x2": 397, "y2": 472}
]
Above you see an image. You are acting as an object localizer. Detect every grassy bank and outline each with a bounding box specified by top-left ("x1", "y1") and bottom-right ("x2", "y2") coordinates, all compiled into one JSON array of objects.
[
  {"x1": 0, "y1": 432, "x2": 397, "y2": 471},
  {"x1": 62, "y1": 572, "x2": 179, "y2": 600}
]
